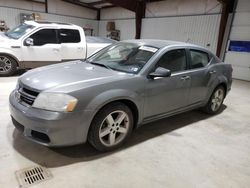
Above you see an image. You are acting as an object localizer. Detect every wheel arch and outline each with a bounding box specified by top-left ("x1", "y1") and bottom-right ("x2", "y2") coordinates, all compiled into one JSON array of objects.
[
  {"x1": 215, "y1": 75, "x2": 229, "y2": 96},
  {"x1": 217, "y1": 82, "x2": 227, "y2": 94},
  {"x1": 0, "y1": 52, "x2": 20, "y2": 67},
  {"x1": 91, "y1": 98, "x2": 139, "y2": 130},
  {"x1": 204, "y1": 75, "x2": 229, "y2": 105}
]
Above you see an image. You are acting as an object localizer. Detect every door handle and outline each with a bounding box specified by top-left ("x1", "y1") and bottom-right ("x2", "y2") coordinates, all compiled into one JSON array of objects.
[
  {"x1": 181, "y1": 76, "x2": 190, "y2": 81},
  {"x1": 77, "y1": 47, "x2": 83, "y2": 50},
  {"x1": 209, "y1": 70, "x2": 217, "y2": 74}
]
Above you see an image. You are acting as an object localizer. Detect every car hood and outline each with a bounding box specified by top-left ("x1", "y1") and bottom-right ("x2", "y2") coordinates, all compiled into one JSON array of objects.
[
  {"x1": 19, "y1": 60, "x2": 131, "y2": 91},
  {"x1": 0, "y1": 33, "x2": 16, "y2": 47}
]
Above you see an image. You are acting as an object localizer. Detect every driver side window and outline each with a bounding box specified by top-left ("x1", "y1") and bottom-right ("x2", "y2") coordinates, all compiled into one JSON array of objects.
[
  {"x1": 28, "y1": 29, "x2": 58, "y2": 46},
  {"x1": 155, "y1": 49, "x2": 187, "y2": 73}
]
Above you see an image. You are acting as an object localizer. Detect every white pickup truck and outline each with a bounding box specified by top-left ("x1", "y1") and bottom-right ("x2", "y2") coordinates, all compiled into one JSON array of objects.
[{"x1": 0, "y1": 21, "x2": 114, "y2": 76}]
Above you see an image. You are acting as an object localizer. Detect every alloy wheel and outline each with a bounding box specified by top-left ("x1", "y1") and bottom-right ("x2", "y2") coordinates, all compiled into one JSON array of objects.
[
  {"x1": 99, "y1": 110, "x2": 130, "y2": 147},
  {"x1": 211, "y1": 88, "x2": 224, "y2": 112},
  {"x1": 0, "y1": 56, "x2": 12, "y2": 73}
]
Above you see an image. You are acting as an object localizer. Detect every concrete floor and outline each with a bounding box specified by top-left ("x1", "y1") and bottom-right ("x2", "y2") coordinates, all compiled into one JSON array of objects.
[{"x1": 0, "y1": 76, "x2": 250, "y2": 188}]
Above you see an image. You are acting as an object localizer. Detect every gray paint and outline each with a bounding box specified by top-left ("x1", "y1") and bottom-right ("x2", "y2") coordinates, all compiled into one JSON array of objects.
[{"x1": 9, "y1": 40, "x2": 233, "y2": 146}]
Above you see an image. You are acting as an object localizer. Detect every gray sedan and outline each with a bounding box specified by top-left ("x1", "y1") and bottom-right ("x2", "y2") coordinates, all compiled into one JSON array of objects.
[{"x1": 9, "y1": 40, "x2": 233, "y2": 151}]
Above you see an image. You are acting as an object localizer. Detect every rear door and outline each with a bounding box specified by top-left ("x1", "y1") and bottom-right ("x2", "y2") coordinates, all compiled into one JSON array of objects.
[
  {"x1": 186, "y1": 49, "x2": 216, "y2": 105},
  {"x1": 59, "y1": 29, "x2": 85, "y2": 61}
]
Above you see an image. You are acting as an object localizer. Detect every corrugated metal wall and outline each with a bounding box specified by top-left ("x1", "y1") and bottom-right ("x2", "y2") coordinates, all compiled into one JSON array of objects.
[
  {"x1": 141, "y1": 14, "x2": 221, "y2": 53},
  {"x1": 99, "y1": 14, "x2": 221, "y2": 53},
  {"x1": 0, "y1": 6, "x2": 99, "y2": 35},
  {"x1": 99, "y1": 19, "x2": 135, "y2": 40}
]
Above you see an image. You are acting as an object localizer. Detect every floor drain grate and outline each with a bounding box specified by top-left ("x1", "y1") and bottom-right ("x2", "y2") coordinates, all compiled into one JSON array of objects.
[{"x1": 15, "y1": 166, "x2": 52, "y2": 187}]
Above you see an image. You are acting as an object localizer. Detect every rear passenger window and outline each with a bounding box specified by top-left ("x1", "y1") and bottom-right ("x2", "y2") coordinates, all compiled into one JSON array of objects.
[
  {"x1": 60, "y1": 29, "x2": 80, "y2": 43},
  {"x1": 155, "y1": 49, "x2": 187, "y2": 73},
  {"x1": 190, "y1": 50, "x2": 210, "y2": 69}
]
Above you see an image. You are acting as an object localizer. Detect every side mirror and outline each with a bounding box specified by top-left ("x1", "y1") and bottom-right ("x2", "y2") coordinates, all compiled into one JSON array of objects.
[
  {"x1": 148, "y1": 67, "x2": 171, "y2": 79},
  {"x1": 25, "y1": 38, "x2": 34, "y2": 46}
]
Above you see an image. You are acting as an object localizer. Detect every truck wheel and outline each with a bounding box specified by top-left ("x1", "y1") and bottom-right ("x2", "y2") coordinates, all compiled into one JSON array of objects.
[
  {"x1": 88, "y1": 102, "x2": 134, "y2": 152},
  {"x1": 0, "y1": 55, "x2": 17, "y2": 76},
  {"x1": 202, "y1": 86, "x2": 225, "y2": 114}
]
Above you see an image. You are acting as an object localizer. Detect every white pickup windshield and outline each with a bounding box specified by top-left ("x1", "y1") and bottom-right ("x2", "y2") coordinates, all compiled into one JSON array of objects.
[
  {"x1": 5, "y1": 24, "x2": 35, "y2": 39},
  {"x1": 88, "y1": 43, "x2": 158, "y2": 74}
]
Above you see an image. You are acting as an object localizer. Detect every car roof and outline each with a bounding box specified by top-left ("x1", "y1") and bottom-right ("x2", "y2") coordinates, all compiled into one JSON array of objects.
[
  {"x1": 123, "y1": 39, "x2": 208, "y2": 51},
  {"x1": 24, "y1": 20, "x2": 80, "y2": 29}
]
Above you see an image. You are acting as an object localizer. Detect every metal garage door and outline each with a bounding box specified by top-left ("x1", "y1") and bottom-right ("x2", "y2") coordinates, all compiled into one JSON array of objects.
[
  {"x1": 225, "y1": 51, "x2": 250, "y2": 81},
  {"x1": 224, "y1": 0, "x2": 250, "y2": 81}
]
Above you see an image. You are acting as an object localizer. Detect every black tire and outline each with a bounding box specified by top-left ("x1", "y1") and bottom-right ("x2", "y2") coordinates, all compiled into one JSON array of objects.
[
  {"x1": 202, "y1": 86, "x2": 225, "y2": 114},
  {"x1": 0, "y1": 55, "x2": 18, "y2": 77},
  {"x1": 88, "y1": 102, "x2": 134, "y2": 152}
]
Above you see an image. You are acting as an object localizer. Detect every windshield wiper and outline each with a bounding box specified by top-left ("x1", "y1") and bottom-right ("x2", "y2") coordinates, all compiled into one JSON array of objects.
[
  {"x1": 4, "y1": 32, "x2": 9, "y2": 38},
  {"x1": 89, "y1": 61, "x2": 113, "y2": 70}
]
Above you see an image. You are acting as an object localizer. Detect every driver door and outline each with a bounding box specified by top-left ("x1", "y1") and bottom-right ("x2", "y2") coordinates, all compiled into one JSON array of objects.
[
  {"x1": 21, "y1": 28, "x2": 61, "y2": 68},
  {"x1": 144, "y1": 49, "x2": 191, "y2": 118}
]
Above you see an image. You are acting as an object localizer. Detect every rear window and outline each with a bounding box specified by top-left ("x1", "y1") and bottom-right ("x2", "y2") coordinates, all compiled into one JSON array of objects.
[
  {"x1": 190, "y1": 50, "x2": 210, "y2": 69},
  {"x1": 59, "y1": 29, "x2": 80, "y2": 43}
]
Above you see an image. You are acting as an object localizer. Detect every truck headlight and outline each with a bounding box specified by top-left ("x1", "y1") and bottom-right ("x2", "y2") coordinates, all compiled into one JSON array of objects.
[{"x1": 33, "y1": 92, "x2": 78, "y2": 112}]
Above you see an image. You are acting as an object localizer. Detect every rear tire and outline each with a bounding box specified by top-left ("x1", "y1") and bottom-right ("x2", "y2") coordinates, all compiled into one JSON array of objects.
[
  {"x1": 202, "y1": 86, "x2": 225, "y2": 114},
  {"x1": 88, "y1": 102, "x2": 134, "y2": 152},
  {"x1": 0, "y1": 55, "x2": 18, "y2": 76}
]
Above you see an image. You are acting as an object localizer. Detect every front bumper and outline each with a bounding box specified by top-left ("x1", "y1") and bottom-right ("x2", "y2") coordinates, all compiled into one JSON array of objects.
[{"x1": 9, "y1": 90, "x2": 94, "y2": 147}]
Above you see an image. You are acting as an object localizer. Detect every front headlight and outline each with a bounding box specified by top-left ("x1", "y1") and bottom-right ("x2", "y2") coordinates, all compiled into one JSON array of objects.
[{"x1": 32, "y1": 92, "x2": 78, "y2": 112}]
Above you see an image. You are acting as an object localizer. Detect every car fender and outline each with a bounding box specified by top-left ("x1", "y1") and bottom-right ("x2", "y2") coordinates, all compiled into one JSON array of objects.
[
  {"x1": 79, "y1": 89, "x2": 142, "y2": 142},
  {"x1": 0, "y1": 48, "x2": 21, "y2": 65},
  {"x1": 204, "y1": 74, "x2": 229, "y2": 104},
  {"x1": 85, "y1": 88, "x2": 142, "y2": 122}
]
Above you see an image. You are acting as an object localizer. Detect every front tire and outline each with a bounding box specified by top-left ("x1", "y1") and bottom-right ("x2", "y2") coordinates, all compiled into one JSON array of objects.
[
  {"x1": 88, "y1": 102, "x2": 134, "y2": 152},
  {"x1": 0, "y1": 55, "x2": 17, "y2": 76},
  {"x1": 202, "y1": 86, "x2": 225, "y2": 114}
]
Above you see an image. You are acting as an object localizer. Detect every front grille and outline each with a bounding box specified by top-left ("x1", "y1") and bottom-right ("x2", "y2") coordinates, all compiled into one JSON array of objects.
[{"x1": 18, "y1": 87, "x2": 39, "y2": 105}]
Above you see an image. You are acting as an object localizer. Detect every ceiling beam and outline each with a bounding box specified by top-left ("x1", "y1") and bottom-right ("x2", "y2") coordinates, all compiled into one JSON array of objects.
[
  {"x1": 104, "y1": 0, "x2": 146, "y2": 39},
  {"x1": 87, "y1": 0, "x2": 107, "y2": 6},
  {"x1": 104, "y1": 0, "x2": 137, "y2": 12},
  {"x1": 135, "y1": 0, "x2": 146, "y2": 39},
  {"x1": 97, "y1": 9, "x2": 101, "y2": 20},
  {"x1": 62, "y1": 0, "x2": 99, "y2": 10},
  {"x1": 101, "y1": 5, "x2": 116, "y2": 9},
  {"x1": 45, "y1": 0, "x2": 48, "y2": 13},
  {"x1": 145, "y1": 0, "x2": 166, "y2": 2},
  {"x1": 26, "y1": 0, "x2": 45, "y2": 4}
]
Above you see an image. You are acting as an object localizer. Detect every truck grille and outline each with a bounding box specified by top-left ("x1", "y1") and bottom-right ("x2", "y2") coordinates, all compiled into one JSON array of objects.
[{"x1": 18, "y1": 87, "x2": 39, "y2": 105}]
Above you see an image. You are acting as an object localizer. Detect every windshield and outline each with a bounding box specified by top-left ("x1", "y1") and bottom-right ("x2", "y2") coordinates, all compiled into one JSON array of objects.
[
  {"x1": 88, "y1": 43, "x2": 158, "y2": 74},
  {"x1": 5, "y1": 24, "x2": 35, "y2": 39}
]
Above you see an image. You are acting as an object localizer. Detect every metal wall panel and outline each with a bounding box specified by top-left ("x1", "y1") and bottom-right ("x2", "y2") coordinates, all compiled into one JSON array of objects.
[
  {"x1": 230, "y1": 26, "x2": 250, "y2": 41},
  {"x1": 99, "y1": 14, "x2": 221, "y2": 53},
  {"x1": 99, "y1": 19, "x2": 135, "y2": 40},
  {"x1": 233, "y1": 12, "x2": 250, "y2": 26},
  {"x1": 141, "y1": 14, "x2": 221, "y2": 53},
  {"x1": 0, "y1": 6, "x2": 99, "y2": 35},
  {"x1": 225, "y1": 52, "x2": 250, "y2": 81}
]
